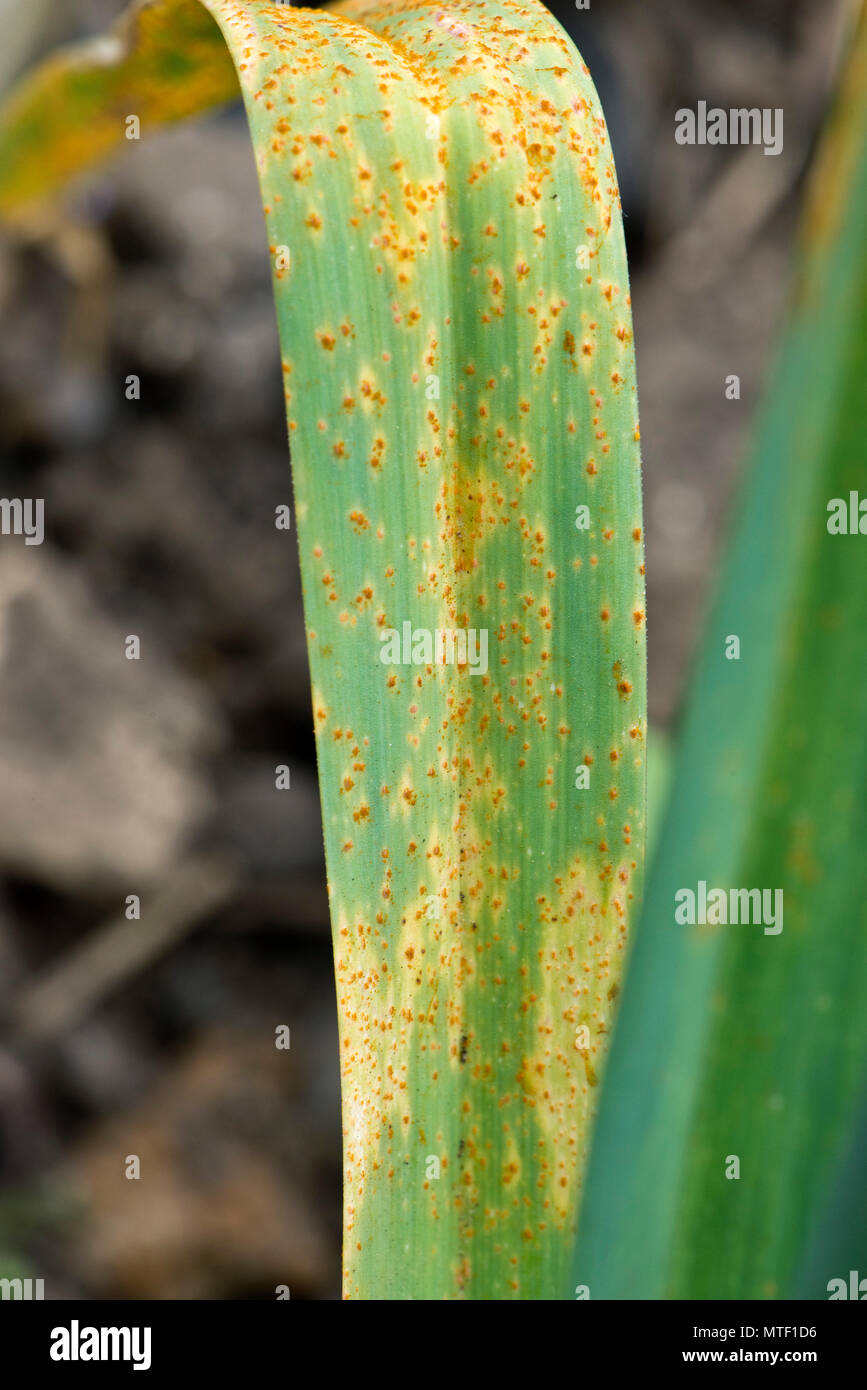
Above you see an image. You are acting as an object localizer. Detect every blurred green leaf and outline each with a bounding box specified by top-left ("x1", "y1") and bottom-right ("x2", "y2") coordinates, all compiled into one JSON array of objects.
[
  {"x1": 646, "y1": 727, "x2": 671, "y2": 863},
  {"x1": 796, "y1": 1077, "x2": 867, "y2": 1298},
  {"x1": 573, "y1": 3, "x2": 867, "y2": 1300}
]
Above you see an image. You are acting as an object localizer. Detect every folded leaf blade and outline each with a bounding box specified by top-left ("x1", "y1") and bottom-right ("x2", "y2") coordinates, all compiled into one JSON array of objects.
[{"x1": 0, "y1": 0, "x2": 645, "y2": 1298}]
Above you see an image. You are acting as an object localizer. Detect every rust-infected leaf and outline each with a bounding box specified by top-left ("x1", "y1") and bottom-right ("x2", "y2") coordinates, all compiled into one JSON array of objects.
[{"x1": 0, "y1": 0, "x2": 646, "y2": 1298}]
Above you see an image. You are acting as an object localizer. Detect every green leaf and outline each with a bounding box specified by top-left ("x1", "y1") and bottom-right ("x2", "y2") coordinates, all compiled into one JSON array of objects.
[
  {"x1": 796, "y1": 1082, "x2": 867, "y2": 1299},
  {"x1": 573, "y1": 6, "x2": 867, "y2": 1301},
  {"x1": 645, "y1": 727, "x2": 671, "y2": 864},
  {"x1": 0, "y1": 0, "x2": 645, "y2": 1298}
]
